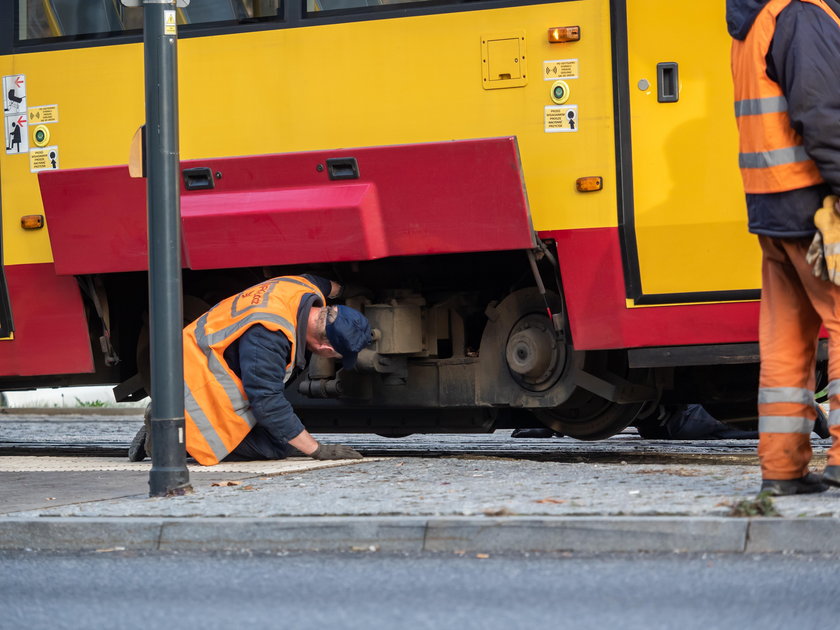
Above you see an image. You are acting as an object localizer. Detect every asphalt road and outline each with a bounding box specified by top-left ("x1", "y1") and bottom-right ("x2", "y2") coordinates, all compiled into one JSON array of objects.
[{"x1": 2, "y1": 551, "x2": 838, "y2": 630}]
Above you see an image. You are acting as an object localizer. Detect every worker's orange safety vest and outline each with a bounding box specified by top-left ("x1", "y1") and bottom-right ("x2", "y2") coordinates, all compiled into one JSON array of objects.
[
  {"x1": 183, "y1": 276, "x2": 324, "y2": 465},
  {"x1": 731, "y1": 0, "x2": 840, "y2": 193}
]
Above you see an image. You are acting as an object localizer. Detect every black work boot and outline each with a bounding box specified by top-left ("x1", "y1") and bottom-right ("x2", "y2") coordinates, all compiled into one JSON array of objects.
[
  {"x1": 127, "y1": 425, "x2": 147, "y2": 462},
  {"x1": 127, "y1": 404, "x2": 152, "y2": 462},
  {"x1": 814, "y1": 405, "x2": 830, "y2": 439},
  {"x1": 822, "y1": 466, "x2": 840, "y2": 488},
  {"x1": 760, "y1": 473, "x2": 829, "y2": 496}
]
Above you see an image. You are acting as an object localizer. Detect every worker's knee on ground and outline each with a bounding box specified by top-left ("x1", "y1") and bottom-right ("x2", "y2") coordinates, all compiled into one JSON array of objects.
[{"x1": 758, "y1": 433, "x2": 812, "y2": 480}]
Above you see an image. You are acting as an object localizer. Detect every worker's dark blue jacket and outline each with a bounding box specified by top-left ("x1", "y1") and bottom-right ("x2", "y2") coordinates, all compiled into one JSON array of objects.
[
  {"x1": 220, "y1": 274, "x2": 333, "y2": 459},
  {"x1": 727, "y1": 0, "x2": 840, "y2": 237}
]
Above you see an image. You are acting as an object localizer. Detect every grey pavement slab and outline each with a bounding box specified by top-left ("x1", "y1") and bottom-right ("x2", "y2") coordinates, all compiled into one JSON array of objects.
[
  {"x1": 0, "y1": 471, "x2": 254, "y2": 513},
  {"x1": 0, "y1": 457, "x2": 386, "y2": 514}
]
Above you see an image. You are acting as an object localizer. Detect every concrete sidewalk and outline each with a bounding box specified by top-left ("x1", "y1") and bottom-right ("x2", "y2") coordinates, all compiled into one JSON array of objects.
[
  {"x1": 2, "y1": 450, "x2": 840, "y2": 554},
  {"x1": 2, "y1": 414, "x2": 839, "y2": 554}
]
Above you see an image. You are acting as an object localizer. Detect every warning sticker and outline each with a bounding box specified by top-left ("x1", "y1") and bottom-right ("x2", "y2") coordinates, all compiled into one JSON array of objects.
[
  {"x1": 5, "y1": 114, "x2": 28, "y2": 154},
  {"x1": 164, "y1": 10, "x2": 176, "y2": 35},
  {"x1": 28, "y1": 105, "x2": 58, "y2": 124},
  {"x1": 543, "y1": 59, "x2": 579, "y2": 80},
  {"x1": 545, "y1": 105, "x2": 579, "y2": 133},
  {"x1": 3, "y1": 74, "x2": 26, "y2": 113},
  {"x1": 29, "y1": 145, "x2": 59, "y2": 173}
]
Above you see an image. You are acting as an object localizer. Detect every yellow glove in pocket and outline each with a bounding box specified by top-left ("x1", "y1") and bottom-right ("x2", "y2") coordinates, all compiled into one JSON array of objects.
[{"x1": 807, "y1": 195, "x2": 840, "y2": 284}]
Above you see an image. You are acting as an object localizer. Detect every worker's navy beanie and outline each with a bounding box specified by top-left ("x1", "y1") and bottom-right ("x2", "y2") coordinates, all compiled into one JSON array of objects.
[{"x1": 326, "y1": 306, "x2": 372, "y2": 369}]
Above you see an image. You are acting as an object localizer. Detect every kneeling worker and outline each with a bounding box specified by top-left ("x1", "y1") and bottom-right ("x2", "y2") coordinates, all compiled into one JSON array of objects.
[{"x1": 129, "y1": 274, "x2": 371, "y2": 464}]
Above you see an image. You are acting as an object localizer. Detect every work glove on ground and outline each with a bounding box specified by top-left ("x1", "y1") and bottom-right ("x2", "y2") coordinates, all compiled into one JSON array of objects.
[
  {"x1": 310, "y1": 443, "x2": 363, "y2": 460},
  {"x1": 806, "y1": 195, "x2": 840, "y2": 284}
]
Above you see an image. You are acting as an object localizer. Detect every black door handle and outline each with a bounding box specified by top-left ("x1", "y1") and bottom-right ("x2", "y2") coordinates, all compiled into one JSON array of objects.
[{"x1": 657, "y1": 62, "x2": 679, "y2": 103}]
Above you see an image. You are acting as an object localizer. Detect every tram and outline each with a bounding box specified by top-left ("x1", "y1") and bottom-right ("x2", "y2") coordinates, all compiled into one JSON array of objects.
[{"x1": 0, "y1": 0, "x2": 762, "y2": 439}]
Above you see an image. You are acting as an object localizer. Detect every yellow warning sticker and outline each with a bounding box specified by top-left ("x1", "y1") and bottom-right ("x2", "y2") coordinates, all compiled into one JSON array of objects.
[
  {"x1": 164, "y1": 10, "x2": 176, "y2": 35},
  {"x1": 28, "y1": 105, "x2": 58, "y2": 124},
  {"x1": 543, "y1": 59, "x2": 579, "y2": 80},
  {"x1": 29, "y1": 145, "x2": 59, "y2": 173},
  {"x1": 545, "y1": 105, "x2": 578, "y2": 133}
]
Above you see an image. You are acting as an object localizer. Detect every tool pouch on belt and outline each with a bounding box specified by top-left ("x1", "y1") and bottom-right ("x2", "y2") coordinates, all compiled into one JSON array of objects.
[{"x1": 806, "y1": 195, "x2": 840, "y2": 284}]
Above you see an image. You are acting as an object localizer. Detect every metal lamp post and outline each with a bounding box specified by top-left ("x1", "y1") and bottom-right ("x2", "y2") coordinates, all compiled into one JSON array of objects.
[{"x1": 123, "y1": 0, "x2": 192, "y2": 496}]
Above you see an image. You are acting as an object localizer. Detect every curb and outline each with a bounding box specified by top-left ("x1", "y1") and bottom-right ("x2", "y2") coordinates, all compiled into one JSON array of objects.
[
  {"x1": 1, "y1": 407, "x2": 144, "y2": 417},
  {"x1": 2, "y1": 516, "x2": 839, "y2": 553}
]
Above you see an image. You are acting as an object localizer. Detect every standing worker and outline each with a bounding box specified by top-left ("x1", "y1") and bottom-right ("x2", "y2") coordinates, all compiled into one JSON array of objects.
[
  {"x1": 129, "y1": 274, "x2": 372, "y2": 464},
  {"x1": 728, "y1": 0, "x2": 840, "y2": 495}
]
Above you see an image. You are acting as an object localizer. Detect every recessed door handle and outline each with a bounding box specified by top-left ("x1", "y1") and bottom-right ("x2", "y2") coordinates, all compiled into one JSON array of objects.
[{"x1": 657, "y1": 62, "x2": 679, "y2": 103}]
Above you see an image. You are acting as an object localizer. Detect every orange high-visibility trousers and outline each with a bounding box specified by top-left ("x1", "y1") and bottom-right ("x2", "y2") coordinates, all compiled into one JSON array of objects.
[{"x1": 758, "y1": 235, "x2": 840, "y2": 479}]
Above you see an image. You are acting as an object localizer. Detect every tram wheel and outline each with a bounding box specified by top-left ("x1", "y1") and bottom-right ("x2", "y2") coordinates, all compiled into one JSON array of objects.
[
  {"x1": 478, "y1": 287, "x2": 655, "y2": 440},
  {"x1": 533, "y1": 351, "x2": 650, "y2": 441},
  {"x1": 477, "y1": 288, "x2": 582, "y2": 409}
]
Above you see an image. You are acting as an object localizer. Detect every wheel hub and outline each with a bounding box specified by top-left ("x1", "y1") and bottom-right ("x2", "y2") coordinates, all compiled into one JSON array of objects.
[{"x1": 505, "y1": 314, "x2": 565, "y2": 391}]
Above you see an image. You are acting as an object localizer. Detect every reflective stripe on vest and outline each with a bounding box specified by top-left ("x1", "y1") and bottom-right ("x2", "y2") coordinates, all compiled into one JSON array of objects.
[
  {"x1": 183, "y1": 276, "x2": 323, "y2": 465},
  {"x1": 731, "y1": 0, "x2": 840, "y2": 193},
  {"x1": 733, "y1": 95, "x2": 788, "y2": 117}
]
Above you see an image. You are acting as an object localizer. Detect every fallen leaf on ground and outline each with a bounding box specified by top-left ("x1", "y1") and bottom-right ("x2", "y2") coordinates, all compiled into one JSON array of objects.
[
  {"x1": 535, "y1": 498, "x2": 565, "y2": 504},
  {"x1": 475, "y1": 553, "x2": 490, "y2": 559},
  {"x1": 211, "y1": 480, "x2": 242, "y2": 487},
  {"x1": 241, "y1": 485, "x2": 256, "y2": 491},
  {"x1": 482, "y1": 507, "x2": 513, "y2": 516}
]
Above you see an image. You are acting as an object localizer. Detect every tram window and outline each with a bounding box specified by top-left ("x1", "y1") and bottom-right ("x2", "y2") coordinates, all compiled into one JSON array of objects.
[
  {"x1": 306, "y1": 0, "x2": 432, "y2": 12},
  {"x1": 16, "y1": 0, "x2": 282, "y2": 42}
]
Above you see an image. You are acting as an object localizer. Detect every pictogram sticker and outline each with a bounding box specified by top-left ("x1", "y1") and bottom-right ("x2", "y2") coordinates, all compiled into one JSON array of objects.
[
  {"x1": 543, "y1": 59, "x2": 579, "y2": 80},
  {"x1": 2, "y1": 74, "x2": 26, "y2": 113},
  {"x1": 164, "y1": 10, "x2": 177, "y2": 35},
  {"x1": 28, "y1": 105, "x2": 58, "y2": 124},
  {"x1": 29, "y1": 145, "x2": 59, "y2": 172},
  {"x1": 5, "y1": 114, "x2": 28, "y2": 154},
  {"x1": 545, "y1": 105, "x2": 579, "y2": 133}
]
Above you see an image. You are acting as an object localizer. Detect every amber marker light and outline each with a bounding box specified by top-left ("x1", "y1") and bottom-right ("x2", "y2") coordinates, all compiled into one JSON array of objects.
[
  {"x1": 548, "y1": 26, "x2": 580, "y2": 43},
  {"x1": 576, "y1": 176, "x2": 603, "y2": 192},
  {"x1": 21, "y1": 214, "x2": 44, "y2": 230}
]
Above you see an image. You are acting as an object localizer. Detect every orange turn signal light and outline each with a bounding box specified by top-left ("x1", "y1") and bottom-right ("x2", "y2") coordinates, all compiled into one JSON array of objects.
[
  {"x1": 576, "y1": 176, "x2": 603, "y2": 193},
  {"x1": 21, "y1": 214, "x2": 44, "y2": 230},
  {"x1": 548, "y1": 26, "x2": 580, "y2": 43}
]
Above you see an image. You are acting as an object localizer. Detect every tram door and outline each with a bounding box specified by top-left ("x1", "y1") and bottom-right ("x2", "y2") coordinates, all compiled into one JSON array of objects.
[{"x1": 624, "y1": 0, "x2": 759, "y2": 302}]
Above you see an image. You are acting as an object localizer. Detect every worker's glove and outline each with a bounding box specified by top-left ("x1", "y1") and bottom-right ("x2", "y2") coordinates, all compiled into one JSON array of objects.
[
  {"x1": 310, "y1": 443, "x2": 363, "y2": 460},
  {"x1": 806, "y1": 195, "x2": 840, "y2": 284}
]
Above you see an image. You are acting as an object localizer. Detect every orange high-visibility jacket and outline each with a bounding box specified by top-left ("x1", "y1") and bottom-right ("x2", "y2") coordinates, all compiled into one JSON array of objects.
[
  {"x1": 183, "y1": 276, "x2": 324, "y2": 465},
  {"x1": 731, "y1": 0, "x2": 840, "y2": 193}
]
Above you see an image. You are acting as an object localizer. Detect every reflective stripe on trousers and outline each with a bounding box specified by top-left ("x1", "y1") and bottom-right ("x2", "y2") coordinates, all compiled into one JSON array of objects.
[
  {"x1": 758, "y1": 386, "x2": 814, "y2": 434},
  {"x1": 825, "y1": 379, "x2": 840, "y2": 428}
]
